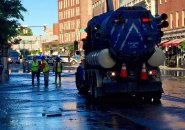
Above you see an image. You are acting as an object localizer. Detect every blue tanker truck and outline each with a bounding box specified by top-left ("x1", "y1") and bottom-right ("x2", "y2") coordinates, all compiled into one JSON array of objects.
[{"x1": 75, "y1": 4, "x2": 168, "y2": 102}]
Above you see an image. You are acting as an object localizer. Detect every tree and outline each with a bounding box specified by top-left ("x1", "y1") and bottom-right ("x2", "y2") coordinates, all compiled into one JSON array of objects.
[
  {"x1": 0, "y1": 0, "x2": 27, "y2": 46},
  {"x1": 67, "y1": 43, "x2": 75, "y2": 56},
  {"x1": 180, "y1": 41, "x2": 185, "y2": 51},
  {"x1": 17, "y1": 27, "x2": 33, "y2": 36},
  {"x1": 31, "y1": 50, "x2": 37, "y2": 55},
  {"x1": 20, "y1": 49, "x2": 31, "y2": 58}
]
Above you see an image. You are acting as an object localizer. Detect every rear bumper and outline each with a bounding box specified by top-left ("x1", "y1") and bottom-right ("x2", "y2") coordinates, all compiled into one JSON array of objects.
[{"x1": 102, "y1": 80, "x2": 163, "y2": 94}]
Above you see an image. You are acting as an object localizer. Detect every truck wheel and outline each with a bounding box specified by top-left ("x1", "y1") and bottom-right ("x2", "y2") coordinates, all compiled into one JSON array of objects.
[
  {"x1": 75, "y1": 72, "x2": 89, "y2": 94},
  {"x1": 91, "y1": 71, "x2": 99, "y2": 99}
]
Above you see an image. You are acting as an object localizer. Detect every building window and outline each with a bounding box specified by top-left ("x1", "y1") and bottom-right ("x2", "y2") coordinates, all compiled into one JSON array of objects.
[
  {"x1": 59, "y1": 12, "x2": 61, "y2": 20},
  {"x1": 170, "y1": 13, "x2": 173, "y2": 29},
  {"x1": 59, "y1": 1, "x2": 62, "y2": 9},
  {"x1": 68, "y1": 10, "x2": 70, "y2": 18},
  {"x1": 98, "y1": 1, "x2": 101, "y2": 6},
  {"x1": 72, "y1": 0, "x2": 75, "y2": 6},
  {"x1": 60, "y1": 23, "x2": 63, "y2": 32},
  {"x1": 71, "y1": 0, "x2": 73, "y2": 6},
  {"x1": 76, "y1": 0, "x2": 79, "y2": 5},
  {"x1": 76, "y1": 7, "x2": 80, "y2": 16},
  {"x1": 159, "y1": 0, "x2": 162, "y2": 4},
  {"x1": 63, "y1": 11, "x2": 66, "y2": 19},
  {"x1": 62, "y1": 34, "x2": 64, "y2": 43},
  {"x1": 59, "y1": 1, "x2": 60, "y2": 9},
  {"x1": 176, "y1": 11, "x2": 179, "y2": 28},
  {"x1": 71, "y1": 20, "x2": 75, "y2": 29},
  {"x1": 182, "y1": 10, "x2": 185, "y2": 27},
  {"x1": 59, "y1": 12, "x2": 63, "y2": 20},
  {"x1": 68, "y1": 21, "x2": 71, "y2": 30},
  {"x1": 76, "y1": 19, "x2": 80, "y2": 29},
  {"x1": 67, "y1": 0, "x2": 69, "y2": 8},
  {"x1": 64, "y1": 0, "x2": 66, "y2": 8},
  {"x1": 71, "y1": 8, "x2": 74, "y2": 17}
]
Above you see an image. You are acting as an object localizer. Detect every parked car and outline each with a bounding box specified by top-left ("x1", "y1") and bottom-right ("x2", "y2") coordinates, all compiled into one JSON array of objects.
[
  {"x1": 60, "y1": 55, "x2": 78, "y2": 65},
  {"x1": 8, "y1": 50, "x2": 20, "y2": 64},
  {"x1": 48, "y1": 55, "x2": 56, "y2": 64}
]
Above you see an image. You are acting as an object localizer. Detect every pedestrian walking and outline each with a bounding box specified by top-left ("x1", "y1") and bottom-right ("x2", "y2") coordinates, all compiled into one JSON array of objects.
[
  {"x1": 41, "y1": 56, "x2": 50, "y2": 86},
  {"x1": 53, "y1": 56, "x2": 63, "y2": 84},
  {"x1": 31, "y1": 57, "x2": 40, "y2": 86}
]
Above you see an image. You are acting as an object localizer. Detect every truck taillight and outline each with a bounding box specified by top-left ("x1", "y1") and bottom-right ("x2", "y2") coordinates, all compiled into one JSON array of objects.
[
  {"x1": 148, "y1": 70, "x2": 158, "y2": 75},
  {"x1": 142, "y1": 18, "x2": 151, "y2": 23}
]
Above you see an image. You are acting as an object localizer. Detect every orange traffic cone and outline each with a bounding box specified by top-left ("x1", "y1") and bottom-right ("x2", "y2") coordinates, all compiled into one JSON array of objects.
[
  {"x1": 140, "y1": 63, "x2": 148, "y2": 80},
  {"x1": 120, "y1": 63, "x2": 127, "y2": 78}
]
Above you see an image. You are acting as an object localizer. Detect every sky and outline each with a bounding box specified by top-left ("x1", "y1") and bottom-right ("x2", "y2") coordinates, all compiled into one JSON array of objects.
[{"x1": 20, "y1": 0, "x2": 58, "y2": 36}]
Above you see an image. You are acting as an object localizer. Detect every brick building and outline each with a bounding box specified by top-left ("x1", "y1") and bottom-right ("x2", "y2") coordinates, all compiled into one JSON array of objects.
[
  {"x1": 158, "y1": 0, "x2": 185, "y2": 41},
  {"x1": 58, "y1": 0, "x2": 92, "y2": 45},
  {"x1": 92, "y1": 0, "x2": 119, "y2": 16},
  {"x1": 158, "y1": 0, "x2": 185, "y2": 67}
]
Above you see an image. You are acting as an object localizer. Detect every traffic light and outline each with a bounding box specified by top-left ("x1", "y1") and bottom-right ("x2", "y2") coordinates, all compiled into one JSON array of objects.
[
  {"x1": 155, "y1": 13, "x2": 169, "y2": 37},
  {"x1": 43, "y1": 24, "x2": 47, "y2": 31}
]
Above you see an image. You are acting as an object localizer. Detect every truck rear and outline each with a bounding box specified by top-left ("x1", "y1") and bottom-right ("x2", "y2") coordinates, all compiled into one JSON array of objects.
[{"x1": 75, "y1": 6, "x2": 168, "y2": 102}]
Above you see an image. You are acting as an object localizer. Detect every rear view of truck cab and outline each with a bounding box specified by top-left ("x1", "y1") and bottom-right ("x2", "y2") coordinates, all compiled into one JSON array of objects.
[
  {"x1": 8, "y1": 50, "x2": 20, "y2": 64},
  {"x1": 75, "y1": 6, "x2": 168, "y2": 102}
]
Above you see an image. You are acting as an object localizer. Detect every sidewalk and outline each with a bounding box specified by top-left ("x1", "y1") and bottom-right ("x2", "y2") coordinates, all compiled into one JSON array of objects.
[{"x1": 160, "y1": 65, "x2": 185, "y2": 70}]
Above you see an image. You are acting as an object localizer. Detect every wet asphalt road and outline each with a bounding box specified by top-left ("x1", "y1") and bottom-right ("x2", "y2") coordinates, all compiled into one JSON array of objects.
[{"x1": 0, "y1": 64, "x2": 185, "y2": 130}]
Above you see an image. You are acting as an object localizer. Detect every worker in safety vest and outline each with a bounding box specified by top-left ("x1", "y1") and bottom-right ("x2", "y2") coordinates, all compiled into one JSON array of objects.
[
  {"x1": 41, "y1": 56, "x2": 50, "y2": 86},
  {"x1": 53, "y1": 56, "x2": 63, "y2": 84},
  {"x1": 31, "y1": 57, "x2": 40, "y2": 86}
]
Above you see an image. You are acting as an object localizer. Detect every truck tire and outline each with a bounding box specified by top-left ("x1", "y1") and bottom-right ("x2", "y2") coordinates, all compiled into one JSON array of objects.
[
  {"x1": 90, "y1": 70, "x2": 102, "y2": 99},
  {"x1": 75, "y1": 72, "x2": 89, "y2": 94}
]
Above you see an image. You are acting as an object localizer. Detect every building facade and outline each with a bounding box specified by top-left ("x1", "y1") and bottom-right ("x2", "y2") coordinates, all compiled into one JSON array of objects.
[
  {"x1": 158, "y1": 0, "x2": 185, "y2": 40},
  {"x1": 92, "y1": 0, "x2": 119, "y2": 16},
  {"x1": 58, "y1": 0, "x2": 92, "y2": 44},
  {"x1": 119, "y1": 0, "x2": 158, "y2": 16},
  {"x1": 119, "y1": 0, "x2": 185, "y2": 67}
]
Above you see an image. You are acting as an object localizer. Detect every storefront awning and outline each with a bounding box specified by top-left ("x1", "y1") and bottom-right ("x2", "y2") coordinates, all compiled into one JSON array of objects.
[
  {"x1": 159, "y1": 40, "x2": 169, "y2": 46},
  {"x1": 161, "y1": 39, "x2": 180, "y2": 47},
  {"x1": 178, "y1": 38, "x2": 185, "y2": 43}
]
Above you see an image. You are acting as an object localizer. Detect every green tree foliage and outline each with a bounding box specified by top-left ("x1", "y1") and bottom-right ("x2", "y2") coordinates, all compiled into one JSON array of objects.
[
  {"x1": 0, "y1": 0, "x2": 27, "y2": 45},
  {"x1": 67, "y1": 43, "x2": 74, "y2": 56},
  {"x1": 31, "y1": 50, "x2": 37, "y2": 55},
  {"x1": 17, "y1": 27, "x2": 33, "y2": 36},
  {"x1": 180, "y1": 41, "x2": 185, "y2": 51},
  {"x1": 20, "y1": 49, "x2": 30, "y2": 58},
  {"x1": 45, "y1": 45, "x2": 51, "y2": 52}
]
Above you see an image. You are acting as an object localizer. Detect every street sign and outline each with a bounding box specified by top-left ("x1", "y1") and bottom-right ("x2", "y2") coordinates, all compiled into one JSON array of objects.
[
  {"x1": 23, "y1": 40, "x2": 31, "y2": 44},
  {"x1": 79, "y1": 29, "x2": 85, "y2": 33}
]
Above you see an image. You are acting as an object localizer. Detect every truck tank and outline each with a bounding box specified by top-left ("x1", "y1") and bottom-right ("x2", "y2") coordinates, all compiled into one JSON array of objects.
[{"x1": 76, "y1": 6, "x2": 168, "y2": 102}]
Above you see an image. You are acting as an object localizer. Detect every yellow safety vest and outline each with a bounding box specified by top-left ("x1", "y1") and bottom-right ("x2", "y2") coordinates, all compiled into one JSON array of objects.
[
  {"x1": 54, "y1": 62, "x2": 62, "y2": 73},
  {"x1": 42, "y1": 60, "x2": 49, "y2": 73},
  {"x1": 31, "y1": 61, "x2": 39, "y2": 72}
]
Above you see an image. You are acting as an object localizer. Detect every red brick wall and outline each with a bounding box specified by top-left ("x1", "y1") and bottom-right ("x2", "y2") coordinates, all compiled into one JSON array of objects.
[
  {"x1": 53, "y1": 23, "x2": 59, "y2": 36},
  {"x1": 158, "y1": 0, "x2": 185, "y2": 30}
]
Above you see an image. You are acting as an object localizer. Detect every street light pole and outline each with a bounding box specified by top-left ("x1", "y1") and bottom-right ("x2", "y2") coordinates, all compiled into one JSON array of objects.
[{"x1": 39, "y1": 35, "x2": 42, "y2": 54}]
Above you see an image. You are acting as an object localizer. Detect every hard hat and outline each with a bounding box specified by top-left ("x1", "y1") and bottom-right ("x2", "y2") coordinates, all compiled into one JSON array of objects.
[
  {"x1": 55, "y1": 56, "x2": 61, "y2": 62},
  {"x1": 41, "y1": 55, "x2": 45, "y2": 60}
]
